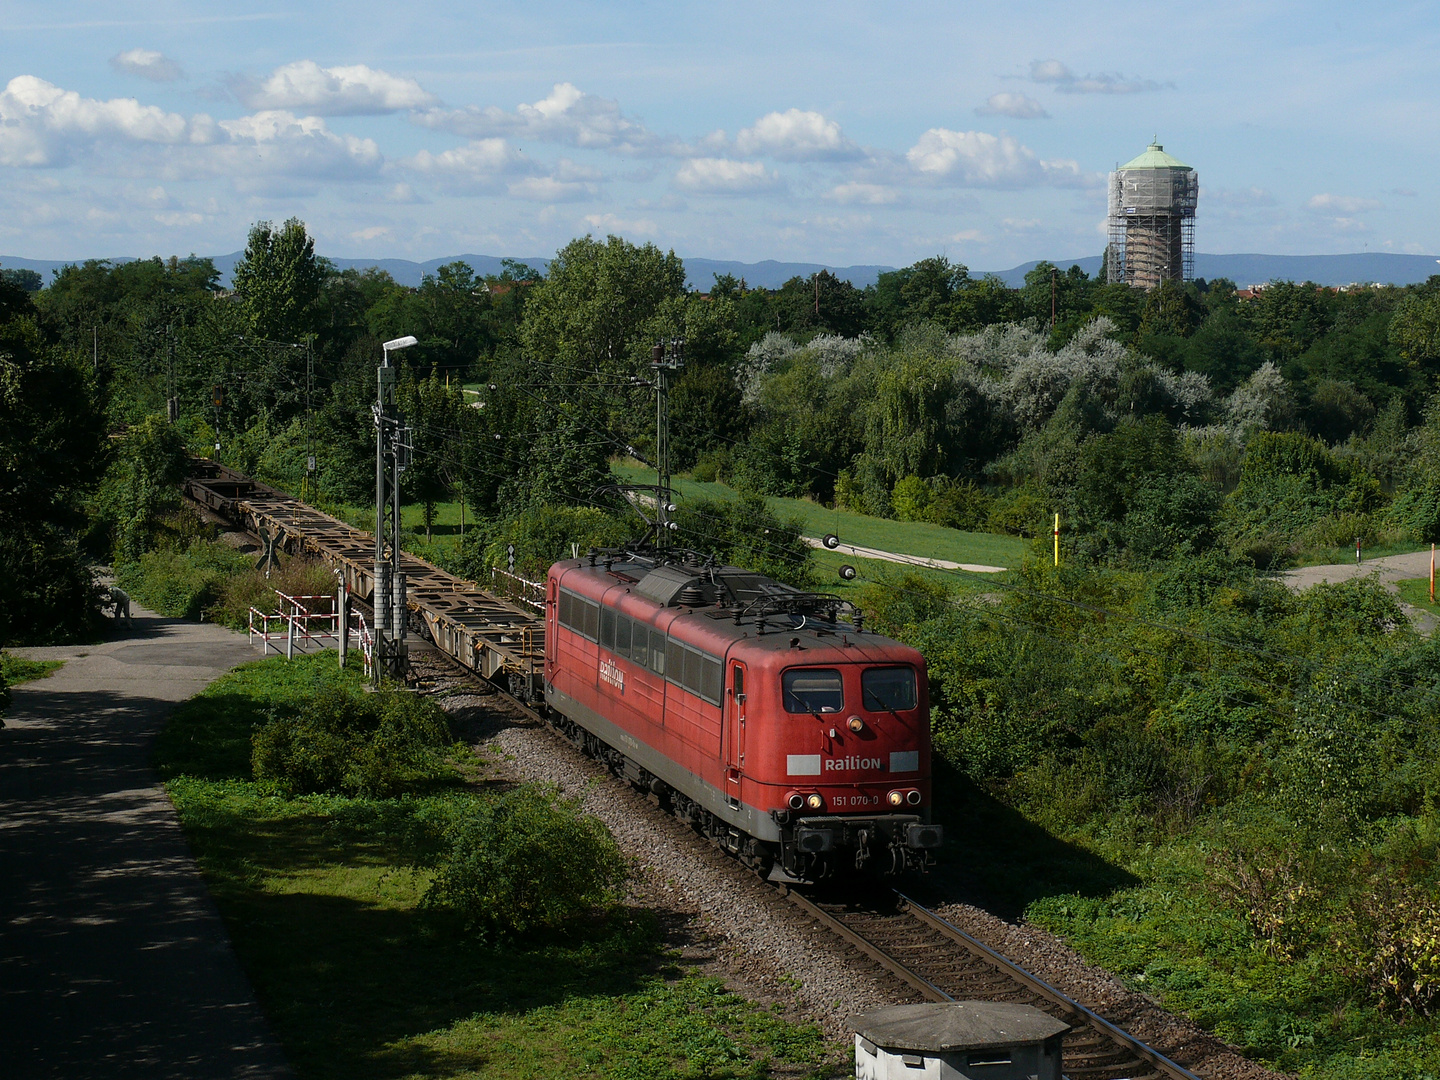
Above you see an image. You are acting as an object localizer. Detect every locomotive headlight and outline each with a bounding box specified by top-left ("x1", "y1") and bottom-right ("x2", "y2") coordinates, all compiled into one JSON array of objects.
[
  {"x1": 787, "y1": 792, "x2": 805, "y2": 811},
  {"x1": 847, "y1": 715, "x2": 864, "y2": 733},
  {"x1": 906, "y1": 789, "x2": 922, "y2": 806},
  {"x1": 887, "y1": 790, "x2": 904, "y2": 807},
  {"x1": 805, "y1": 793, "x2": 824, "y2": 810}
]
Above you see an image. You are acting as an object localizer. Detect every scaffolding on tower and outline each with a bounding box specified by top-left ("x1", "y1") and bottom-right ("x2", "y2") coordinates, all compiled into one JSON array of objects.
[{"x1": 1105, "y1": 142, "x2": 1198, "y2": 290}]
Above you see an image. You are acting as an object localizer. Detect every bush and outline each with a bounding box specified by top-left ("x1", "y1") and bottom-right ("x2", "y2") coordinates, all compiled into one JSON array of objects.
[
  {"x1": 890, "y1": 475, "x2": 930, "y2": 521},
  {"x1": 455, "y1": 503, "x2": 631, "y2": 580},
  {"x1": 210, "y1": 556, "x2": 338, "y2": 630},
  {"x1": 251, "y1": 685, "x2": 454, "y2": 797},
  {"x1": 986, "y1": 483, "x2": 1049, "y2": 538},
  {"x1": 116, "y1": 548, "x2": 227, "y2": 620},
  {"x1": 689, "y1": 448, "x2": 732, "y2": 484},
  {"x1": 423, "y1": 784, "x2": 627, "y2": 940},
  {"x1": 925, "y1": 478, "x2": 995, "y2": 531}
]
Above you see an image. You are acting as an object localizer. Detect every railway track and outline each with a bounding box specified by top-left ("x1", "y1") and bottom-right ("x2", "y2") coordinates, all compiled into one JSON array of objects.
[
  {"x1": 784, "y1": 888, "x2": 1199, "y2": 1080},
  {"x1": 189, "y1": 461, "x2": 1205, "y2": 1080}
]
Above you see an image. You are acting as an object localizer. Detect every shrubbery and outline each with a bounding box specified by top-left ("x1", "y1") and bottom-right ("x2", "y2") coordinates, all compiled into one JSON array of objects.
[
  {"x1": 422, "y1": 784, "x2": 627, "y2": 940},
  {"x1": 252, "y1": 685, "x2": 454, "y2": 797},
  {"x1": 116, "y1": 542, "x2": 249, "y2": 621}
]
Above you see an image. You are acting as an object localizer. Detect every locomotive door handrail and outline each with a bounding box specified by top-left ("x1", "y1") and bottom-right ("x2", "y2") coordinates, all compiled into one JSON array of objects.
[{"x1": 725, "y1": 661, "x2": 747, "y2": 784}]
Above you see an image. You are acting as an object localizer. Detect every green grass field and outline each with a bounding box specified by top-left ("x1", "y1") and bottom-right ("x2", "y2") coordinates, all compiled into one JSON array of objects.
[
  {"x1": 1394, "y1": 576, "x2": 1440, "y2": 619},
  {"x1": 158, "y1": 653, "x2": 840, "y2": 1080},
  {"x1": 611, "y1": 463, "x2": 1027, "y2": 569}
]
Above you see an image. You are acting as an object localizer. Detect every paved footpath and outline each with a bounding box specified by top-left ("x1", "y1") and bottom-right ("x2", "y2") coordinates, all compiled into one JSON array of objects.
[{"x1": 1, "y1": 605, "x2": 290, "y2": 1079}]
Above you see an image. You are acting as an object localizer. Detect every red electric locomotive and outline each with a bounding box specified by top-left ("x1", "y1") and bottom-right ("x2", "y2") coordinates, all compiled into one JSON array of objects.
[{"x1": 543, "y1": 549, "x2": 943, "y2": 880}]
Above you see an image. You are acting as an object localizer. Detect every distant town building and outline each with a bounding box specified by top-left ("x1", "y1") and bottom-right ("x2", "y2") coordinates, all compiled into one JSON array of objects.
[{"x1": 1106, "y1": 142, "x2": 1198, "y2": 290}]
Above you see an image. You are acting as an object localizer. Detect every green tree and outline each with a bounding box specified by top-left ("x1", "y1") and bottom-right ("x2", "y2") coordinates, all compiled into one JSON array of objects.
[
  {"x1": 398, "y1": 367, "x2": 463, "y2": 540},
  {"x1": 0, "y1": 278, "x2": 108, "y2": 644},
  {"x1": 231, "y1": 218, "x2": 324, "y2": 344},
  {"x1": 520, "y1": 234, "x2": 686, "y2": 372},
  {"x1": 1388, "y1": 281, "x2": 1440, "y2": 370}
]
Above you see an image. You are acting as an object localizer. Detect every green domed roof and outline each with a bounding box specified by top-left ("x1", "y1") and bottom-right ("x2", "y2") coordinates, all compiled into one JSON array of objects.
[{"x1": 1118, "y1": 142, "x2": 1191, "y2": 170}]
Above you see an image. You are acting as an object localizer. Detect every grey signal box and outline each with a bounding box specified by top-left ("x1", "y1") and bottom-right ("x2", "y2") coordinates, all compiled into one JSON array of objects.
[{"x1": 850, "y1": 1001, "x2": 1069, "y2": 1080}]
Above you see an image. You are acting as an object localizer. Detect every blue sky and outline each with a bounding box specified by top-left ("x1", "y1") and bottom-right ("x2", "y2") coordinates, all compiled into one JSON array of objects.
[{"x1": 1, "y1": 1, "x2": 1436, "y2": 270}]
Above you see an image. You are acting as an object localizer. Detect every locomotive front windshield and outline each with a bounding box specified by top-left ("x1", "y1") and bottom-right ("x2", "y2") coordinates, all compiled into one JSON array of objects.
[
  {"x1": 783, "y1": 669, "x2": 844, "y2": 713},
  {"x1": 862, "y1": 666, "x2": 918, "y2": 711}
]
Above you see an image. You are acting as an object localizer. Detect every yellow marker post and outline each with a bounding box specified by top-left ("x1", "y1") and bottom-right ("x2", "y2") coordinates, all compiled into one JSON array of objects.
[{"x1": 1053, "y1": 513, "x2": 1060, "y2": 567}]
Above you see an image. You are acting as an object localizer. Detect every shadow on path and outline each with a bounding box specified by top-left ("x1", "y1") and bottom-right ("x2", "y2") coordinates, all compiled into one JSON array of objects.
[{"x1": 1, "y1": 610, "x2": 290, "y2": 1080}]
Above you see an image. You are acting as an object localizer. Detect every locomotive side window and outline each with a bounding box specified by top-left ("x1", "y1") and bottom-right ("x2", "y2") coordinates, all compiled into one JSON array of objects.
[
  {"x1": 683, "y1": 647, "x2": 701, "y2": 693},
  {"x1": 664, "y1": 639, "x2": 723, "y2": 705},
  {"x1": 700, "y1": 656, "x2": 723, "y2": 704},
  {"x1": 557, "y1": 589, "x2": 600, "y2": 642},
  {"x1": 599, "y1": 606, "x2": 616, "y2": 649},
  {"x1": 862, "y1": 666, "x2": 917, "y2": 711},
  {"x1": 615, "y1": 614, "x2": 632, "y2": 659},
  {"x1": 783, "y1": 669, "x2": 844, "y2": 713},
  {"x1": 649, "y1": 629, "x2": 666, "y2": 674}
]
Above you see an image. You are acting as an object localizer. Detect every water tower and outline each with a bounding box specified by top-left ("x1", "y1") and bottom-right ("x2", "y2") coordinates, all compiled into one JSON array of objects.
[{"x1": 1106, "y1": 141, "x2": 1197, "y2": 289}]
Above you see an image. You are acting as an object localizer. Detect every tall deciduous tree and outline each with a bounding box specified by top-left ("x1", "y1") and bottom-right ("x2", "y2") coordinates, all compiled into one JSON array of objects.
[
  {"x1": 0, "y1": 278, "x2": 108, "y2": 644},
  {"x1": 232, "y1": 218, "x2": 324, "y2": 344},
  {"x1": 520, "y1": 234, "x2": 686, "y2": 373}
]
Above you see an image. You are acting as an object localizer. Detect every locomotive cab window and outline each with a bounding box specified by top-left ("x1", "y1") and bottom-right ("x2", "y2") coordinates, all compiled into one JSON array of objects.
[
  {"x1": 783, "y1": 668, "x2": 844, "y2": 714},
  {"x1": 862, "y1": 666, "x2": 917, "y2": 711}
]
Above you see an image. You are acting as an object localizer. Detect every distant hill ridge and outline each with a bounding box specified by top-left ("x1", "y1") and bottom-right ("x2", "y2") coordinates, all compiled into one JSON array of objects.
[{"x1": 4, "y1": 250, "x2": 1438, "y2": 292}]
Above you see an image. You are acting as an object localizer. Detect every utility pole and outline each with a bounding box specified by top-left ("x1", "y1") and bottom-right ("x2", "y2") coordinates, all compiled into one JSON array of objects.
[
  {"x1": 373, "y1": 335, "x2": 417, "y2": 684},
  {"x1": 303, "y1": 336, "x2": 315, "y2": 502},
  {"x1": 92, "y1": 326, "x2": 98, "y2": 372},
  {"x1": 650, "y1": 339, "x2": 684, "y2": 549}
]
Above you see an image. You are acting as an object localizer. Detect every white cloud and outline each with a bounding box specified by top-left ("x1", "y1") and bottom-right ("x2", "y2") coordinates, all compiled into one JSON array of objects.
[
  {"x1": 415, "y1": 82, "x2": 682, "y2": 155},
  {"x1": 1029, "y1": 58, "x2": 1169, "y2": 94},
  {"x1": 975, "y1": 93, "x2": 1048, "y2": 119},
  {"x1": 351, "y1": 225, "x2": 391, "y2": 242},
  {"x1": 384, "y1": 182, "x2": 425, "y2": 204},
  {"x1": 583, "y1": 212, "x2": 657, "y2": 235},
  {"x1": 0, "y1": 75, "x2": 381, "y2": 183},
  {"x1": 1307, "y1": 193, "x2": 1380, "y2": 213},
  {"x1": 674, "y1": 157, "x2": 779, "y2": 194},
  {"x1": 905, "y1": 128, "x2": 1080, "y2": 187},
  {"x1": 825, "y1": 182, "x2": 901, "y2": 205},
  {"x1": 408, "y1": 138, "x2": 528, "y2": 191},
  {"x1": 735, "y1": 109, "x2": 861, "y2": 161},
  {"x1": 215, "y1": 111, "x2": 382, "y2": 179},
  {"x1": 237, "y1": 60, "x2": 436, "y2": 116},
  {"x1": 0, "y1": 76, "x2": 204, "y2": 167},
  {"x1": 111, "y1": 48, "x2": 184, "y2": 83}
]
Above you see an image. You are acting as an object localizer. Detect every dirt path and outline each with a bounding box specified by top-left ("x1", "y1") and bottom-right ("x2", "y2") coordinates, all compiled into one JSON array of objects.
[
  {"x1": 1281, "y1": 549, "x2": 1436, "y2": 632},
  {"x1": 0, "y1": 605, "x2": 290, "y2": 1080},
  {"x1": 802, "y1": 536, "x2": 1007, "y2": 573}
]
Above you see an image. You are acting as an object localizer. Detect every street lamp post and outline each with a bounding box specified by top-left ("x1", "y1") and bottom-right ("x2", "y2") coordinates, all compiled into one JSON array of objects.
[{"x1": 374, "y1": 335, "x2": 417, "y2": 683}]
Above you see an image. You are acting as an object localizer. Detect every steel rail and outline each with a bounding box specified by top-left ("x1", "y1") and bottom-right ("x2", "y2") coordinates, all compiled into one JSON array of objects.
[
  {"x1": 893, "y1": 892, "x2": 1200, "y2": 1080},
  {"x1": 784, "y1": 886, "x2": 1198, "y2": 1080}
]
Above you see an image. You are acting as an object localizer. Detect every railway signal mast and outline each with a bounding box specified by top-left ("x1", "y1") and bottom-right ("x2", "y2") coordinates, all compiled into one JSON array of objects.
[{"x1": 374, "y1": 335, "x2": 417, "y2": 684}]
